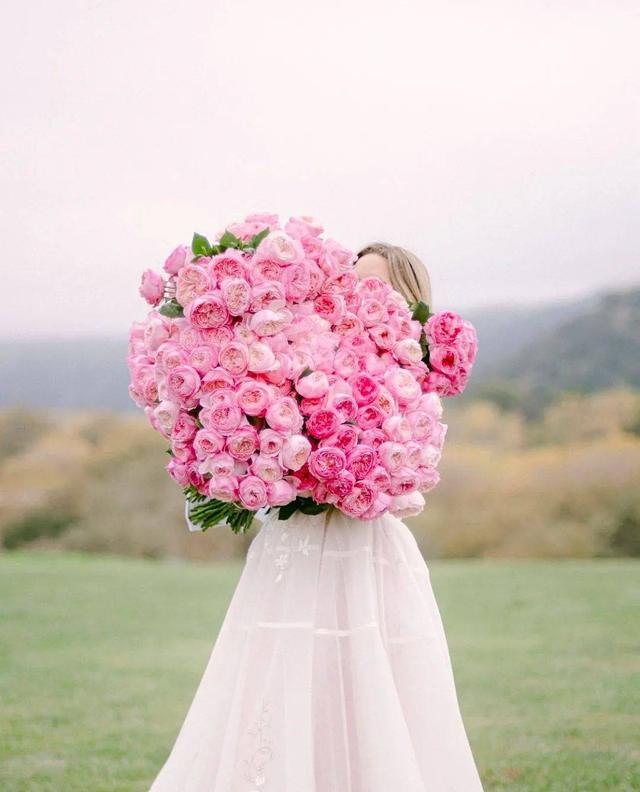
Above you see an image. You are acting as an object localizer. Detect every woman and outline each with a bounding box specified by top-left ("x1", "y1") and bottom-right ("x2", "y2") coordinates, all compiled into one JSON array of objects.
[{"x1": 150, "y1": 243, "x2": 483, "y2": 792}]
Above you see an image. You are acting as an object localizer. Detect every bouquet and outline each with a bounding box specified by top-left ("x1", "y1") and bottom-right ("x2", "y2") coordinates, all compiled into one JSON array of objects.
[{"x1": 127, "y1": 213, "x2": 477, "y2": 532}]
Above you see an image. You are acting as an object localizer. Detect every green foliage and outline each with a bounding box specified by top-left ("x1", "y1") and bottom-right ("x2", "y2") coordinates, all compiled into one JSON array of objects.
[
  {"x1": 247, "y1": 227, "x2": 269, "y2": 249},
  {"x1": 218, "y1": 229, "x2": 242, "y2": 250},
  {"x1": 186, "y1": 496, "x2": 255, "y2": 534},
  {"x1": 191, "y1": 232, "x2": 213, "y2": 257},
  {"x1": 158, "y1": 298, "x2": 184, "y2": 318},
  {"x1": 278, "y1": 497, "x2": 330, "y2": 521},
  {"x1": 410, "y1": 300, "x2": 432, "y2": 324},
  {"x1": 3, "y1": 511, "x2": 74, "y2": 549}
]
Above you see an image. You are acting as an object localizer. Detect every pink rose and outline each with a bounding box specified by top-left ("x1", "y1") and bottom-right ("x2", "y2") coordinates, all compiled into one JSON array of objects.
[
  {"x1": 163, "y1": 245, "x2": 191, "y2": 275},
  {"x1": 226, "y1": 427, "x2": 259, "y2": 461},
  {"x1": 236, "y1": 380, "x2": 271, "y2": 416},
  {"x1": 328, "y1": 393, "x2": 358, "y2": 422},
  {"x1": 206, "y1": 401, "x2": 242, "y2": 436},
  {"x1": 247, "y1": 342, "x2": 277, "y2": 373},
  {"x1": 369, "y1": 465, "x2": 391, "y2": 490},
  {"x1": 425, "y1": 311, "x2": 464, "y2": 345},
  {"x1": 358, "y1": 298, "x2": 387, "y2": 327},
  {"x1": 308, "y1": 446, "x2": 346, "y2": 480},
  {"x1": 251, "y1": 454, "x2": 284, "y2": 483},
  {"x1": 361, "y1": 491, "x2": 393, "y2": 520},
  {"x1": 139, "y1": 269, "x2": 165, "y2": 306},
  {"x1": 407, "y1": 410, "x2": 436, "y2": 440},
  {"x1": 220, "y1": 277, "x2": 251, "y2": 316},
  {"x1": 429, "y1": 344, "x2": 461, "y2": 379},
  {"x1": 379, "y1": 441, "x2": 406, "y2": 474},
  {"x1": 176, "y1": 264, "x2": 213, "y2": 307},
  {"x1": 334, "y1": 348, "x2": 359, "y2": 379},
  {"x1": 167, "y1": 365, "x2": 201, "y2": 404},
  {"x1": 256, "y1": 231, "x2": 303, "y2": 264},
  {"x1": 171, "y1": 411, "x2": 198, "y2": 443},
  {"x1": 266, "y1": 397, "x2": 304, "y2": 433},
  {"x1": 346, "y1": 446, "x2": 377, "y2": 480},
  {"x1": 334, "y1": 313, "x2": 364, "y2": 337},
  {"x1": 208, "y1": 475, "x2": 238, "y2": 502},
  {"x1": 189, "y1": 345, "x2": 217, "y2": 374},
  {"x1": 369, "y1": 324, "x2": 397, "y2": 350},
  {"x1": 250, "y1": 281, "x2": 286, "y2": 312},
  {"x1": 339, "y1": 481, "x2": 375, "y2": 517},
  {"x1": 456, "y1": 320, "x2": 478, "y2": 364},
  {"x1": 319, "y1": 241, "x2": 356, "y2": 275},
  {"x1": 200, "y1": 367, "x2": 235, "y2": 395},
  {"x1": 153, "y1": 400, "x2": 179, "y2": 437},
  {"x1": 296, "y1": 370, "x2": 330, "y2": 399},
  {"x1": 382, "y1": 415, "x2": 412, "y2": 442},
  {"x1": 360, "y1": 428, "x2": 386, "y2": 448},
  {"x1": 314, "y1": 294, "x2": 345, "y2": 323},
  {"x1": 320, "y1": 424, "x2": 359, "y2": 454},
  {"x1": 357, "y1": 404, "x2": 385, "y2": 430},
  {"x1": 384, "y1": 368, "x2": 421, "y2": 405},
  {"x1": 166, "y1": 457, "x2": 189, "y2": 486},
  {"x1": 238, "y1": 475, "x2": 268, "y2": 510},
  {"x1": 219, "y1": 341, "x2": 249, "y2": 377},
  {"x1": 350, "y1": 374, "x2": 379, "y2": 406},
  {"x1": 306, "y1": 407, "x2": 341, "y2": 439},
  {"x1": 326, "y1": 469, "x2": 355, "y2": 498},
  {"x1": 259, "y1": 428, "x2": 285, "y2": 457},
  {"x1": 210, "y1": 249, "x2": 246, "y2": 282},
  {"x1": 186, "y1": 294, "x2": 230, "y2": 329},
  {"x1": 144, "y1": 313, "x2": 172, "y2": 351},
  {"x1": 389, "y1": 467, "x2": 419, "y2": 496},
  {"x1": 267, "y1": 477, "x2": 298, "y2": 506},
  {"x1": 250, "y1": 309, "x2": 291, "y2": 337},
  {"x1": 283, "y1": 262, "x2": 311, "y2": 302},
  {"x1": 280, "y1": 434, "x2": 312, "y2": 471},
  {"x1": 390, "y1": 491, "x2": 426, "y2": 518},
  {"x1": 393, "y1": 338, "x2": 423, "y2": 365},
  {"x1": 417, "y1": 465, "x2": 441, "y2": 492},
  {"x1": 193, "y1": 429, "x2": 225, "y2": 459}
]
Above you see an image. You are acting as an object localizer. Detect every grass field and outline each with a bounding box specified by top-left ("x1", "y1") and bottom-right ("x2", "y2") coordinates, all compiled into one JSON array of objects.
[{"x1": 0, "y1": 553, "x2": 638, "y2": 792}]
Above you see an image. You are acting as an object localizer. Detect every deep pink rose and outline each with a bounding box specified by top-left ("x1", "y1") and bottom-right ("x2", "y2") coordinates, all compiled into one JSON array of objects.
[
  {"x1": 306, "y1": 407, "x2": 341, "y2": 439},
  {"x1": 425, "y1": 311, "x2": 464, "y2": 345},
  {"x1": 346, "y1": 446, "x2": 377, "y2": 480},
  {"x1": 139, "y1": 269, "x2": 165, "y2": 306},
  {"x1": 238, "y1": 475, "x2": 268, "y2": 510},
  {"x1": 166, "y1": 457, "x2": 189, "y2": 486},
  {"x1": 314, "y1": 294, "x2": 345, "y2": 323},
  {"x1": 350, "y1": 374, "x2": 379, "y2": 406},
  {"x1": 357, "y1": 404, "x2": 385, "y2": 430},
  {"x1": 320, "y1": 424, "x2": 359, "y2": 454},
  {"x1": 326, "y1": 469, "x2": 355, "y2": 498}
]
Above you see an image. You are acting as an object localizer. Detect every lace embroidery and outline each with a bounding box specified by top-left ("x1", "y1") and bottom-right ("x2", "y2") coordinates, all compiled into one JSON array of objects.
[
  {"x1": 263, "y1": 523, "x2": 317, "y2": 582},
  {"x1": 240, "y1": 699, "x2": 273, "y2": 791}
]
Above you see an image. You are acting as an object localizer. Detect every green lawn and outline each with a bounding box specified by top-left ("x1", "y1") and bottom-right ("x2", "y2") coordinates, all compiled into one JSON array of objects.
[{"x1": 0, "y1": 553, "x2": 638, "y2": 792}]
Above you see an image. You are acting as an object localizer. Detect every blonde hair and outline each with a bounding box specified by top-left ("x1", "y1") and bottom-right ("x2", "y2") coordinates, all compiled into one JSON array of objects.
[{"x1": 356, "y1": 242, "x2": 432, "y2": 308}]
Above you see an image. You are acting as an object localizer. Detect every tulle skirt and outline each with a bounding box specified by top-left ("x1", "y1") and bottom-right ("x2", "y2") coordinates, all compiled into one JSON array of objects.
[{"x1": 150, "y1": 509, "x2": 483, "y2": 791}]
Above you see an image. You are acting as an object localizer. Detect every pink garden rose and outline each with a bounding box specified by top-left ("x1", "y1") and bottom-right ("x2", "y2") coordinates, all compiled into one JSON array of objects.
[
  {"x1": 280, "y1": 434, "x2": 312, "y2": 471},
  {"x1": 166, "y1": 365, "x2": 201, "y2": 405},
  {"x1": 308, "y1": 446, "x2": 346, "y2": 480},
  {"x1": 163, "y1": 245, "x2": 190, "y2": 275},
  {"x1": 425, "y1": 311, "x2": 464, "y2": 345},
  {"x1": 226, "y1": 427, "x2": 259, "y2": 461},
  {"x1": 176, "y1": 264, "x2": 212, "y2": 307},
  {"x1": 266, "y1": 397, "x2": 304, "y2": 433},
  {"x1": 306, "y1": 407, "x2": 341, "y2": 439},
  {"x1": 295, "y1": 370, "x2": 329, "y2": 399},
  {"x1": 238, "y1": 476, "x2": 268, "y2": 510},
  {"x1": 139, "y1": 269, "x2": 164, "y2": 306},
  {"x1": 186, "y1": 294, "x2": 230, "y2": 329}
]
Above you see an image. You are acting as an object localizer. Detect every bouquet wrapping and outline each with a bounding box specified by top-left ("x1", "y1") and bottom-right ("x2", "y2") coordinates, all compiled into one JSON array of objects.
[{"x1": 128, "y1": 213, "x2": 477, "y2": 532}]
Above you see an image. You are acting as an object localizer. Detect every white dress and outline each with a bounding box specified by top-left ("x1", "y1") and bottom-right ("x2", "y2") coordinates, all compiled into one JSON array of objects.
[{"x1": 150, "y1": 509, "x2": 483, "y2": 791}]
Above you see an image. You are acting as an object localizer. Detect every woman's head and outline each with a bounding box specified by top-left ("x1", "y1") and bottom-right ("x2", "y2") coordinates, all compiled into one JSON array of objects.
[{"x1": 355, "y1": 242, "x2": 432, "y2": 307}]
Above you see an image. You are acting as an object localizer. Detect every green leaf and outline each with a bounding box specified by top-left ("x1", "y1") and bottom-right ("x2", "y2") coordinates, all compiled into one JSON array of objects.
[
  {"x1": 159, "y1": 299, "x2": 184, "y2": 318},
  {"x1": 277, "y1": 498, "x2": 303, "y2": 521},
  {"x1": 192, "y1": 232, "x2": 213, "y2": 257},
  {"x1": 411, "y1": 300, "x2": 432, "y2": 324},
  {"x1": 218, "y1": 229, "x2": 242, "y2": 250},
  {"x1": 299, "y1": 499, "x2": 330, "y2": 516},
  {"x1": 299, "y1": 367, "x2": 313, "y2": 379},
  {"x1": 247, "y1": 227, "x2": 270, "y2": 249},
  {"x1": 165, "y1": 448, "x2": 174, "y2": 456},
  {"x1": 183, "y1": 485, "x2": 207, "y2": 503},
  {"x1": 246, "y1": 414, "x2": 263, "y2": 427}
]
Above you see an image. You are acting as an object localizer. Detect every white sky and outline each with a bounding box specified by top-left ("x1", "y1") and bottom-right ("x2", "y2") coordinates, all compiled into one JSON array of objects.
[{"x1": 1, "y1": 0, "x2": 639, "y2": 338}]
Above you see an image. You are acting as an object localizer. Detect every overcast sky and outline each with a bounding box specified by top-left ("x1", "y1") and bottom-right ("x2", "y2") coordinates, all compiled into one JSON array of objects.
[{"x1": 2, "y1": 0, "x2": 639, "y2": 338}]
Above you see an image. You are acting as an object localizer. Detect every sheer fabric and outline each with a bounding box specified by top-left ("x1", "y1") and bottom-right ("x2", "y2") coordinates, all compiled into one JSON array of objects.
[{"x1": 150, "y1": 509, "x2": 483, "y2": 791}]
